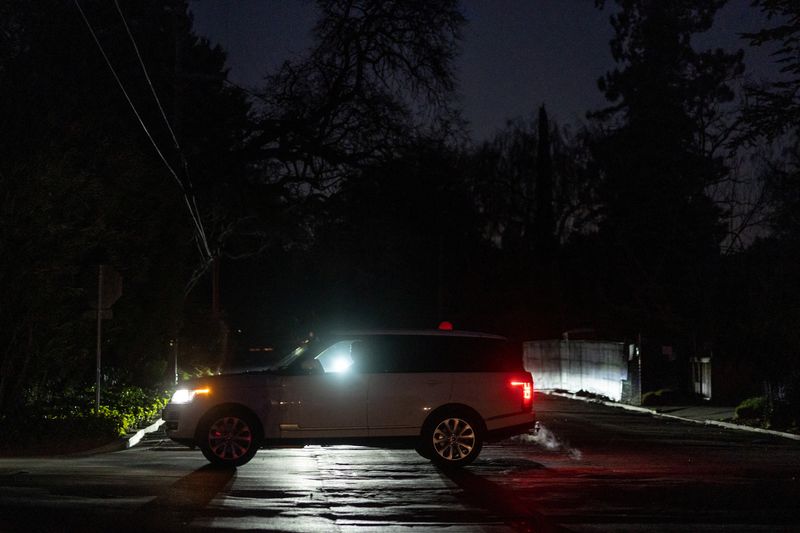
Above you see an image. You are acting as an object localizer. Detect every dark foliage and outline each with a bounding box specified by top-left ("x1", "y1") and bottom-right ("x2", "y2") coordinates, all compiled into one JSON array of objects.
[
  {"x1": 248, "y1": 0, "x2": 465, "y2": 201},
  {"x1": 589, "y1": 0, "x2": 744, "y2": 343},
  {"x1": 0, "y1": 0, "x2": 248, "y2": 414},
  {"x1": 741, "y1": 1, "x2": 800, "y2": 239},
  {"x1": 734, "y1": 0, "x2": 800, "y2": 388}
]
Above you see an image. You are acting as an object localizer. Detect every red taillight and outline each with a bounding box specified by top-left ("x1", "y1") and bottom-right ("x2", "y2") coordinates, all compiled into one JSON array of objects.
[
  {"x1": 510, "y1": 381, "x2": 532, "y2": 399},
  {"x1": 510, "y1": 379, "x2": 533, "y2": 410}
]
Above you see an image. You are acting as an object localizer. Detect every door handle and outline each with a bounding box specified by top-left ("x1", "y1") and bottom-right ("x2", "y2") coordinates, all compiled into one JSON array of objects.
[{"x1": 425, "y1": 379, "x2": 443, "y2": 385}]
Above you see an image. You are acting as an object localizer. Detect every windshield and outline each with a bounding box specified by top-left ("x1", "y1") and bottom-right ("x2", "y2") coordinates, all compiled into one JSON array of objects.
[{"x1": 268, "y1": 339, "x2": 316, "y2": 370}]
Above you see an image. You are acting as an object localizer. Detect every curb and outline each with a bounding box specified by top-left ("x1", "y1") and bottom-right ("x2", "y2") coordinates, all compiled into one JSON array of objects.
[
  {"x1": 125, "y1": 418, "x2": 165, "y2": 449},
  {"x1": 0, "y1": 419, "x2": 168, "y2": 458},
  {"x1": 544, "y1": 391, "x2": 800, "y2": 442},
  {"x1": 71, "y1": 418, "x2": 166, "y2": 456}
]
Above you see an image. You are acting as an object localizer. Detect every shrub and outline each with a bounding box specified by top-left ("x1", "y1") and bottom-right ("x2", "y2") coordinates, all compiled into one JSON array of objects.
[
  {"x1": 575, "y1": 389, "x2": 612, "y2": 402},
  {"x1": 641, "y1": 389, "x2": 675, "y2": 406},
  {"x1": 735, "y1": 396, "x2": 766, "y2": 421},
  {"x1": 0, "y1": 384, "x2": 170, "y2": 453}
]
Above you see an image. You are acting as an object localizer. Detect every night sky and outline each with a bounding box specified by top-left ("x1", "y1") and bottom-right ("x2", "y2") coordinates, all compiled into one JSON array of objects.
[{"x1": 189, "y1": 0, "x2": 777, "y2": 141}]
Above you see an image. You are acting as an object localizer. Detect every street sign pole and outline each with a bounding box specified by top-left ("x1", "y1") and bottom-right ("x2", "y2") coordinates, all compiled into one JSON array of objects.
[
  {"x1": 87, "y1": 263, "x2": 121, "y2": 412},
  {"x1": 96, "y1": 265, "x2": 103, "y2": 412}
]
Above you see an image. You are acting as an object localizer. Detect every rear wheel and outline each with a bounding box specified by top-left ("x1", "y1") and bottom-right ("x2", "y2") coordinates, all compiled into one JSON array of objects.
[
  {"x1": 420, "y1": 411, "x2": 483, "y2": 467},
  {"x1": 199, "y1": 409, "x2": 261, "y2": 467}
]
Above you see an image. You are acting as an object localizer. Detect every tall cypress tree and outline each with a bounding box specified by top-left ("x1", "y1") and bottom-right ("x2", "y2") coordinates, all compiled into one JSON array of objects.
[
  {"x1": 591, "y1": 0, "x2": 744, "y2": 340},
  {"x1": 532, "y1": 105, "x2": 557, "y2": 257}
]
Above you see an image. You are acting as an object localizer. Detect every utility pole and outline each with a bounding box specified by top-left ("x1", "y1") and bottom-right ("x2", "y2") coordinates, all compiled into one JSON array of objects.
[
  {"x1": 212, "y1": 255, "x2": 221, "y2": 318},
  {"x1": 95, "y1": 265, "x2": 104, "y2": 412}
]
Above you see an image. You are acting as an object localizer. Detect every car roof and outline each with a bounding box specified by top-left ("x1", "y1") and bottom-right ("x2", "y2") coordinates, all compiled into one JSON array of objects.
[{"x1": 328, "y1": 329, "x2": 507, "y2": 340}]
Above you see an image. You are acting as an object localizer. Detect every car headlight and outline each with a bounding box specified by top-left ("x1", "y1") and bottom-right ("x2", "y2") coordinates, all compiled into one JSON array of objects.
[{"x1": 170, "y1": 387, "x2": 210, "y2": 404}]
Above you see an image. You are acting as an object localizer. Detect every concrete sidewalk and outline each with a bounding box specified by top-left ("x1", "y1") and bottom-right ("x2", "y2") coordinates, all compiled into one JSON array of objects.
[
  {"x1": 546, "y1": 391, "x2": 800, "y2": 441},
  {"x1": 651, "y1": 404, "x2": 735, "y2": 422}
]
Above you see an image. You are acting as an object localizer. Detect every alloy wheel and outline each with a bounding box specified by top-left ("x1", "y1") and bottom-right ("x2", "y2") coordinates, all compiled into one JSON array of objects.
[
  {"x1": 432, "y1": 417, "x2": 476, "y2": 461},
  {"x1": 207, "y1": 416, "x2": 253, "y2": 461}
]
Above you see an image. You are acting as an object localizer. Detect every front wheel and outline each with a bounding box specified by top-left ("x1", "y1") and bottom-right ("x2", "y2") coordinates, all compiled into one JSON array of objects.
[
  {"x1": 199, "y1": 409, "x2": 261, "y2": 467},
  {"x1": 420, "y1": 412, "x2": 483, "y2": 467}
]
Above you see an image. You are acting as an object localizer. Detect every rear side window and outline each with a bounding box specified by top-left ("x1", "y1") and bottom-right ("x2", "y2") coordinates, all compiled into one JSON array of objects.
[
  {"x1": 352, "y1": 335, "x2": 523, "y2": 373},
  {"x1": 356, "y1": 336, "x2": 424, "y2": 373},
  {"x1": 420, "y1": 337, "x2": 523, "y2": 372}
]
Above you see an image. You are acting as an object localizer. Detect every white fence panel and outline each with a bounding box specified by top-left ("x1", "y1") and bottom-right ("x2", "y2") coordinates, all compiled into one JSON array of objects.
[{"x1": 524, "y1": 340, "x2": 627, "y2": 401}]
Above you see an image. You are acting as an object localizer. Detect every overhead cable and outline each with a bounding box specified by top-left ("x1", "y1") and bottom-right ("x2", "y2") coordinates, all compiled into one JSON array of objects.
[
  {"x1": 74, "y1": 0, "x2": 212, "y2": 260},
  {"x1": 112, "y1": 0, "x2": 212, "y2": 256}
]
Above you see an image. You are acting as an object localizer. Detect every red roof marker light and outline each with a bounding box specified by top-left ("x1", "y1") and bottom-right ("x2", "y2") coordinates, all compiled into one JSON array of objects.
[{"x1": 438, "y1": 321, "x2": 454, "y2": 331}]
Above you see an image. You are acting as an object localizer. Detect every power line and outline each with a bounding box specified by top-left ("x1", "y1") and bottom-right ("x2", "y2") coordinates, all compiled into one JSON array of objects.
[
  {"x1": 73, "y1": 0, "x2": 212, "y2": 260},
  {"x1": 112, "y1": 0, "x2": 212, "y2": 256},
  {"x1": 113, "y1": 1, "x2": 188, "y2": 176}
]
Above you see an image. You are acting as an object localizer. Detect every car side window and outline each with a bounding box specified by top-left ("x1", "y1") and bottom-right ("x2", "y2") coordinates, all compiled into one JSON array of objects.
[
  {"x1": 352, "y1": 338, "x2": 386, "y2": 373},
  {"x1": 427, "y1": 337, "x2": 522, "y2": 372},
  {"x1": 314, "y1": 340, "x2": 358, "y2": 373},
  {"x1": 357, "y1": 336, "x2": 439, "y2": 373},
  {"x1": 306, "y1": 335, "x2": 523, "y2": 374}
]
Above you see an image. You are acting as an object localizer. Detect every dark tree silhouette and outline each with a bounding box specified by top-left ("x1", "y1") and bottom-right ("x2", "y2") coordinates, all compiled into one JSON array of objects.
[
  {"x1": 467, "y1": 111, "x2": 600, "y2": 338},
  {"x1": 0, "y1": 0, "x2": 249, "y2": 413},
  {"x1": 214, "y1": 0, "x2": 467, "y2": 301},
  {"x1": 742, "y1": 1, "x2": 800, "y2": 140},
  {"x1": 532, "y1": 105, "x2": 557, "y2": 257},
  {"x1": 728, "y1": 0, "x2": 800, "y2": 413},
  {"x1": 202, "y1": 0, "x2": 469, "y2": 343},
  {"x1": 741, "y1": 0, "x2": 800, "y2": 239},
  {"x1": 250, "y1": 0, "x2": 465, "y2": 198},
  {"x1": 590, "y1": 0, "x2": 744, "y2": 342},
  {"x1": 471, "y1": 113, "x2": 598, "y2": 256}
]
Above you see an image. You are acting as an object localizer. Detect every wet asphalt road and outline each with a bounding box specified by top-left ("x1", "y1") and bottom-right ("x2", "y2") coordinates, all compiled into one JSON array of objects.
[{"x1": 1, "y1": 394, "x2": 799, "y2": 532}]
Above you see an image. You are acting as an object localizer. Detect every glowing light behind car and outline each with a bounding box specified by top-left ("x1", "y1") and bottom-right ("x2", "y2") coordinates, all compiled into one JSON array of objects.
[
  {"x1": 314, "y1": 340, "x2": 356, "y2": 373},
  {"x1": 329, "y1": 353, "x2": 354, "y2": 373}
]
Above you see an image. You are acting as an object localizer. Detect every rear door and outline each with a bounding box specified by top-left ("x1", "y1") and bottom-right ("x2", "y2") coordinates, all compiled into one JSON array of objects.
[{"x1": 363, "y1": 336, "x2": 452, "y2": 437}]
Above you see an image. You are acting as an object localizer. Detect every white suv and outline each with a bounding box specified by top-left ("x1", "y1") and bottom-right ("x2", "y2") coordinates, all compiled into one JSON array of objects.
[{"x1": 163, "y1": 329, "x2": 536, "y2": 467}]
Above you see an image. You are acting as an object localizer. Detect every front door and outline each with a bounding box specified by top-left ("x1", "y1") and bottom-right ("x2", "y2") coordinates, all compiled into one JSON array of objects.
[{"x1": 279, "y1": 340, "x2": 368, "y2": 438}]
